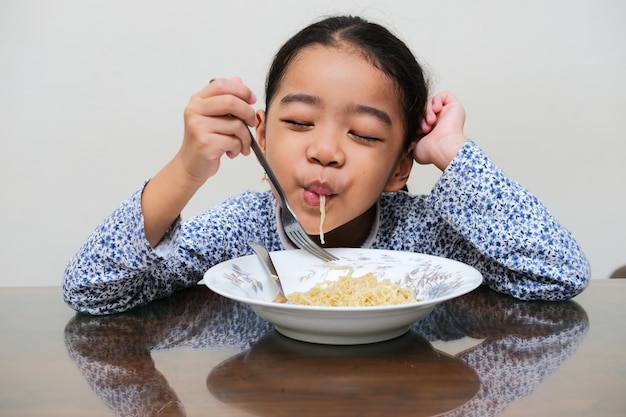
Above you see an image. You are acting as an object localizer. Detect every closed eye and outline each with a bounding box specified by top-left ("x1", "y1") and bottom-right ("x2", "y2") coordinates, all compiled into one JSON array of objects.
[
  {"x1": 282, "y1": 119, "x2": 313, "y2": 129},
  {"x1": 350, "y1": 131, "x2": 382, "y2": 143}
]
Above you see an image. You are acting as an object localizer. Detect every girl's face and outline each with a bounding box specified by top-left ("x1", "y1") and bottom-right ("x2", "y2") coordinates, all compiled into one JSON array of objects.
[{"x1": 257, "y1": 45, "x2": 412, "y2": 243}]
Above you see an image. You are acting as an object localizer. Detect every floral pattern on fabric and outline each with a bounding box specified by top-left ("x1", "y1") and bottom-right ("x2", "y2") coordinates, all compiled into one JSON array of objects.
[{"x1": 63, "y1": 140, "x2": 590, "y2": 314}]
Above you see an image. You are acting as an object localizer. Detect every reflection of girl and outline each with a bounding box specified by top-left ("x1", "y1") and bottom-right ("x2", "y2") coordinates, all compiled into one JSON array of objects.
[
  {"x1": 418, "y1": 287, "x2": 589, "y2": 416},
  {"x1": 64, "y1": 289, "x2": 272, "y2": 417},
  {"x1": 64, "y1": 286, "x2": 589, "y2": 417},
  {"x1": 63, "y1": 15, "x2": 590, "y2": 315}
]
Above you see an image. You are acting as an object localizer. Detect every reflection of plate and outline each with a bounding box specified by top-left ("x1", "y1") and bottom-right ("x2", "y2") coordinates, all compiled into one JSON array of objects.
[
  {"x1": 207, "y1": 330, "x2": 480, "y2": 417},
  {"x1": 204, "y1": 248, "x2": 483, "y2": 344}
]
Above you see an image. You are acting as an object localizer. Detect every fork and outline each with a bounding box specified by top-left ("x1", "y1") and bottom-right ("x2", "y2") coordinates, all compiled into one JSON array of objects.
[{"x1": 247, "y1": 128, "x2": 338, "y2": 262}]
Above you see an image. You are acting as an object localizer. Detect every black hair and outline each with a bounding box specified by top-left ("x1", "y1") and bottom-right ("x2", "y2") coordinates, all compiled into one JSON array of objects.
[{"x1": 265, "y1": 15, "x2": 429, "y2": 150}]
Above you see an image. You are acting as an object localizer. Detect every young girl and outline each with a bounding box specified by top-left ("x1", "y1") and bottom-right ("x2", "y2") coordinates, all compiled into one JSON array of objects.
[{"x1": 63, "y1": 15, "x2": 590, "y2": 315}]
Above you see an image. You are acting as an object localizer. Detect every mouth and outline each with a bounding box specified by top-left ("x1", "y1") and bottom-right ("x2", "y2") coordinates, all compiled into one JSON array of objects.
[{"x1": 302, "y1": 182, "x2": 334, "y2": 207}]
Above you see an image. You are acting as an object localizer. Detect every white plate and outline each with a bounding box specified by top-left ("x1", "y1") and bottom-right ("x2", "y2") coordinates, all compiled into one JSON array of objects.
[{"x1": 204, "y1": 248, "x2": 482, "y2": 345}]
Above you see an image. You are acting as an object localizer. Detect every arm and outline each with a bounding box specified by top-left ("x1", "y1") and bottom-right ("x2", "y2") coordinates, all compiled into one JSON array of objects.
[
  {"x1": 430, "y1": 141, "x2": 590, "y2": 299},
  {"x1": 62, "y1": 188, "x2": 283, "y2": 315},
  {"x1": 62, "y1": 78, "x2": 259, "y2": 314},
  {"x1": 62, "y1": 185, "x2": 194, "y2": 315},
  {"x1": 143, "y1": 78, "x2": 258, "y2": 246},
  {"x1": 416, "y1": 92, "x2": 590, "y2": 300}
]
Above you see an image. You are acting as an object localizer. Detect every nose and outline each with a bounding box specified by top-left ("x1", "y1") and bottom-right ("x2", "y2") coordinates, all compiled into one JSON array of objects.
[{"x1": 306, "y1": 132, "x2": 345, "y2": 167}]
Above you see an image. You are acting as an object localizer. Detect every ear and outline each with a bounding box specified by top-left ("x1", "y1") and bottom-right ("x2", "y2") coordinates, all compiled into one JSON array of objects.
[
  {"x1": 255, "y1": 110, "x2": 267, "y2": 152},
  {"x1": 384, "y1": 146, "x2": 415, "y2": 192}
]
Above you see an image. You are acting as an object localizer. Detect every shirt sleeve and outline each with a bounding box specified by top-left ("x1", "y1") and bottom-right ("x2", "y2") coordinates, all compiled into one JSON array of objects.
[
  {"x1": 426, "y1": 140, "x2": 591, "y2": 300},
  {"x1": 63, "y1": 184, "x2": 280, "y2": 315},
  {"x1": 62, "y1": 183, "x2": 197, "y2": 315}
]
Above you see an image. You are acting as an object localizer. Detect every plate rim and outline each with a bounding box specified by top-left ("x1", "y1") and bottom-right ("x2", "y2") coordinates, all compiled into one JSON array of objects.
[{"x1": 204, "y1": 248, "x2": 483, "y2": 312}]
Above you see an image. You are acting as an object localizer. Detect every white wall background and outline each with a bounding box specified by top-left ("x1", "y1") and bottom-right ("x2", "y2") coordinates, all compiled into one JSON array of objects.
[{"x1": 1, "y1": 0, "x2": 624, "y2": 286}]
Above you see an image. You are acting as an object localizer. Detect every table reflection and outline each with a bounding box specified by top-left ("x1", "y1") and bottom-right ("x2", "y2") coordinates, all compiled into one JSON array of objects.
[
  {"x1": 64, "y1": 286, "x2": 588, "y2": 417},
  {"x1": 417, "y1": 287, "x2": 589, "y2": 416},
  {"x1": 208, "y1": 330, "x2": 479, "y2": 417}
]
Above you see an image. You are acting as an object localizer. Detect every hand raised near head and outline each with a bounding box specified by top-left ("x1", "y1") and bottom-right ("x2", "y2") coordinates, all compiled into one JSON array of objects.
[{"x1": 413, "y1": 91, "x2": 468, "y2": 171}]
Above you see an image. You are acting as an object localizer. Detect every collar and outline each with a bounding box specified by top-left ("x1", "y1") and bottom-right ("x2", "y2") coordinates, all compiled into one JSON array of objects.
[{"x1": 276, "y1": 200, "x2": 380, "y2": 250}]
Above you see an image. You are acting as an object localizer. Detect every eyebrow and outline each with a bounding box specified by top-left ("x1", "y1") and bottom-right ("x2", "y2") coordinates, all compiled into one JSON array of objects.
[
  {"x1": 279, "y1": 93, "x2": 393, "y2": 126},
  {"x1": 280, "y1": 93, "x2": 321, "y2": 106},
  {"x1": 348, "y1": 103, "x2": 392, "y2": 126}
]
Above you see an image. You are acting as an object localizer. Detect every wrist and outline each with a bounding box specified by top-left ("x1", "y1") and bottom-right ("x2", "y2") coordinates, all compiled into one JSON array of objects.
[
  {"x1": 141, "y1": 155, "x2": 205, "y2": 247},
  {"x1": 170, "y1": 152, "x2": 209, "y2": 193},
  {"x1": 433, "y1": 136, "x2": 468, "y2": 171}
]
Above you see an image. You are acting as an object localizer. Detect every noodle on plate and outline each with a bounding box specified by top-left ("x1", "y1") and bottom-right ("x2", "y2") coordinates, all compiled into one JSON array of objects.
[{"x1": 287, "y1": 270, "x2": 417, "y2": 307}]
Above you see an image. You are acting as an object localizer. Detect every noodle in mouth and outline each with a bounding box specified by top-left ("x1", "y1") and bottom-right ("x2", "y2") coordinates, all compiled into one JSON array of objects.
[
  {"x1": 319, "y1": 195, "x2": 326, "y2": 244},
  {"x1": 287, "y1": 268, "x2": 417, "y2": 307}
]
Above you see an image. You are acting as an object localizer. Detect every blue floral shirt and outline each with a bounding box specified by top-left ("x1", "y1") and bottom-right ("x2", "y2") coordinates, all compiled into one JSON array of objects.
[{"x1": 63, "y1": 140, "x2": 590, "y2": 314}]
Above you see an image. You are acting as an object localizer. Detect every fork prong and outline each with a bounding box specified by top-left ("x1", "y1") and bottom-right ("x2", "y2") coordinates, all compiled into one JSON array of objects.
[{"x1": 288, "y1": 228, "x2": 339, "y2": 262}]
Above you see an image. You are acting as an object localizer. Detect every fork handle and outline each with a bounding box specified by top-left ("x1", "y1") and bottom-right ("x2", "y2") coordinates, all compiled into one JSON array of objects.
[{"x1": 248, "y1": 128, "x2": 290, "y2": 208}]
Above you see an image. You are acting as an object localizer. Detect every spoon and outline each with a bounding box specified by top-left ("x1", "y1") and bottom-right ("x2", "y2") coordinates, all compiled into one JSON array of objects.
[{"x1": 248, "y1": 242, "x2": 288, "y2": 303}]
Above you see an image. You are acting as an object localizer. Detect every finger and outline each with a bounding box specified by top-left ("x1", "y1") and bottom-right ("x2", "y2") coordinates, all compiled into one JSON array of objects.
[
  {"x1": 420, "y1": 117, "x2": 433, "y2": 134},
  {"x1": 187, "y1": 113, "x2": 253, "y2": 157},
  {"x1": 430, "y1": 94, "x2": 445, "y2": 114},
  {"x1": 432, "y1": 91, "x2": 458, "y2": 112},
  {"x1": 197, "y1": 77, "x2": 257, "y2": 105},
  {"x1": 422, "y1": 99, "x2": 437, "y2": 127},
  {"x1": 204, "y1": 132, "x2": 246, "y2": 160},
  {"x1": 225, "y1": 118, "x2": 253, "y2": 156},
  {"x1": 187, "y1": 94, "x2": 258, "y2": 128}
]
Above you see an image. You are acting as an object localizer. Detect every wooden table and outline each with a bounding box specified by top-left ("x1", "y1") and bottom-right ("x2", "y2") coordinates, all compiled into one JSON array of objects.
[{"x1": 1, "y1": 280, "x2": 625, "y2": 416}]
